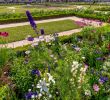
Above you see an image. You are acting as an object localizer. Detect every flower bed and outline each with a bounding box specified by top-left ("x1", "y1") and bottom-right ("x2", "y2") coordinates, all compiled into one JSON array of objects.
[{"x1": 0, "y1": 24, "x2": 110, "y2": 99}]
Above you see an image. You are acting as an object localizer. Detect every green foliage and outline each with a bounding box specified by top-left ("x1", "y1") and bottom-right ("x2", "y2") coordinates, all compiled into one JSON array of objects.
[
  {"x1": 0, "y1": 9, "x2": 110, "y2": 24},
  {"x1": 1, "y1": 23, "x2": 110, "y2": 100},
  {"x1": 0, "y1": 85, "x2": 17, "y2": 100},
  {"x1": 96, "y1": 6, "x2": 110, "y2": 11},
  {"x1": 0, "y1": 48, "x2": 9, "y2": 68}
]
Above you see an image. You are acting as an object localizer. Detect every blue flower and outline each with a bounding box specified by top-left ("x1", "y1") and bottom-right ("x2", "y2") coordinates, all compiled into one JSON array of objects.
[
  {"x1": 31, "y1": 69, "x2": 40, "y2": 76},
  {"x1": 96, "y1": 57, "x2": 105, "y2": 61},
  {"x1": 40, "y1": 29, "x2": 45, "y2": 35},
  {"x1": 25, "y1": 92, "x2": 37, "y2": 99},
  {"x1": 99, "y1": 76, "x2": 108, "y2": 83},
  {"x1": 27, "y1": 37, "x2": 34, "y2": 41},
  {"x1": 26, "y1": 11, "x2": 36, "y2": 30}
]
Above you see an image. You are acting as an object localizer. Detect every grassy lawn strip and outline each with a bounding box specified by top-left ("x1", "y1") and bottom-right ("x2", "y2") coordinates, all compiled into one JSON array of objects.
[{"x1": 0, "y1": 20, "x2": 81, "y2": 44}]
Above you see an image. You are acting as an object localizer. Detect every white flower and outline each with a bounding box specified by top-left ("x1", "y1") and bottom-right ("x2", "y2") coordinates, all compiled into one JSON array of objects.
[
  {"x1": 39, "y1": 36, "x2": 45, "y2": 41},
  {"x1": 47, "y1": 73, "x2": 55, "y2": 84},
  {"x1": 3, "y1": 72, "x2": 7, "y2": 75},
  {"x1": 54, "y1": 57, "x2": 57, "y2": 60},
  {"x1": 85, "y1": 90, "x2": 91, "y2": 96},
  {"x1": 72, "y1": 61, "x2": 79, "y2": 66},
  {"x1": 35, "y1": 95, "x2": 38, "y2": 98},
  {"x1": 74, "y1": 47, "x2": 81, "y2": 52},
  {"x1": 82, "y1": 56, "x2": 85, "y2": 59},
  {"x1": 37, "y1": 78, "x2": 49, "y2": 93},
  {"x1": 28, "y1": 89, "x2": 31, "y2": 92},
  {"x1": 50, "y1": 55, "x2": 54, "y2": 58},
  {"x1": 49, "y1": 94, "x2": 52, "y2": 98},
  {"x1": 25, "y1": 50, "x2": 30, "y2": 55},
  {"x1": 80, "y1": 67, "x2": 84, "y2": 72},
  {"x1": 105, "y1": 12, "x2": 108, "y2": 14},
  {"x1": 45, "y1": 37, "x2": 50, "y2": 42},
  {"x1": 104, "y1": 61, "x2": 110, "y2": 67},
  {"x1": 103, "y1": 66, "x2": 107, "y2": 70},
  {"x1": 31, "y1": 94, "x2": 35, "y2": 99},
  {"x1": 38, "y1": 93, "x2": 42, "y2": 97}
]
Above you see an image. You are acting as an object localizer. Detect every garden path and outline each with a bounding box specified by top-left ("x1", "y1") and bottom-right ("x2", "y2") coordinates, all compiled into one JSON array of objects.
[
  {"x1": 0, "y1": 16, "x2": 106, "y2": 29},
  {"x1": 0, "y1": 28, "x2": 82, "y2": 48}
]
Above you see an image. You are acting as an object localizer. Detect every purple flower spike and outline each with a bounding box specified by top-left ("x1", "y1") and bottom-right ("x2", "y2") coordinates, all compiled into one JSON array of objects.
[
  {"x1": 40, "y1": 29, "x2": 45, "y2": 35},
  {"x1": 31, "y1": 69, "x2": 40, "y2": 76},
  {"x1": 27, "y1": 37, "x2": 34, "y2": 41},
  {"x1": 26, "y1": 11, "x2": 36, "y2": 30}
]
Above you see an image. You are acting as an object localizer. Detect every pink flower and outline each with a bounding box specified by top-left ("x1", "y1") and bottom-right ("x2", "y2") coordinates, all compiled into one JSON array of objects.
[
  {"x1": 0, "y1": 32, "x2": 9, "y2": 37},
  {"x1": 84, "y1": 64, "x2": 88, "y2": 72},
  {"x1": 93, "y1": 84, "x2": 100, "y2": 92}
]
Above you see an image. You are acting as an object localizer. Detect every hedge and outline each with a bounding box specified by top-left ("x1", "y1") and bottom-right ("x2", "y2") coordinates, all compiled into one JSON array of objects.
[{"x1": 0, "y1": 9, "x2": 110, "y2": 24}]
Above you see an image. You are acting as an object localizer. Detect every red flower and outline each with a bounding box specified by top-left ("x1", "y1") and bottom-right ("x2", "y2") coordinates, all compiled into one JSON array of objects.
[
  {"x1": 0, "y1": 32, "x2": 9, "y2": 37},
  {"x1": 108, "y1": 43, "x2": 110, "y2": 50}
]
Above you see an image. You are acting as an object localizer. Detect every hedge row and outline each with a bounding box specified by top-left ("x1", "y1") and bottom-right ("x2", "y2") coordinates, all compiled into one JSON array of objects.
[{"x1": 0, "y1": 9, "x2": 110, "y2": 24}]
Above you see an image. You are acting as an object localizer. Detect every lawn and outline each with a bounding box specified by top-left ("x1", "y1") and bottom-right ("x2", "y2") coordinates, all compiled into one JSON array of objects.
[
  {"x1": 0, "y1": 20, "x2": 81, "y2": 44},
  {"x1": 0, "y1": 4, "x2": 73, "y2": 14}
]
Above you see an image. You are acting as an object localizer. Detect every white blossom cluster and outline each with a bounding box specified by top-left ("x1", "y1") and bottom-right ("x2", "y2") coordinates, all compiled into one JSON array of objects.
[
  {"x1": 71, "y1": 61, "x2": 88, "y2": 88},
  {"x1": 71, "y1": 61, "x2": 91, "y2": 96}
]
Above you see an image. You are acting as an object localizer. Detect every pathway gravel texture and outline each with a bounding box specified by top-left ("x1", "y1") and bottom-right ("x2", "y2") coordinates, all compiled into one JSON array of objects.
[
  {"x1": 0, "y1": 16, "x2": 106, "y2": 29},
  {"x1": 0, "y1": 16, "x2": 106, "y2": 48},
  {"x1": 0, "y1": 28, "x2": 82, "y2": 48}
]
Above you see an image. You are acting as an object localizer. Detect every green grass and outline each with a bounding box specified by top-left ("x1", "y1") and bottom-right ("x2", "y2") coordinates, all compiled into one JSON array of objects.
[
  {"x1": 0, "y1": 20, "x2": 81, "y2": 44},
  {"x1": 0, "y1": 5, "x2": 73, "y2": 14}
]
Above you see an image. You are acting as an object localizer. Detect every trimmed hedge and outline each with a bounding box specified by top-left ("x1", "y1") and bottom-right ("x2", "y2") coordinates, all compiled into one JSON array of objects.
[
  {"x1": 0, "y1": 9, "x2": 110, "y2": 24},
  {"x1": 96, "y1": 7, "x2": 110, "y2": 11}
]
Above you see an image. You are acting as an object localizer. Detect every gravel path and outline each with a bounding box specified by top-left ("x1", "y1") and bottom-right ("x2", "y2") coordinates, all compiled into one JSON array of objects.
[
  {"x1": 0, "y1": 28, "x2": 82, "y2": 48},
  {"x1": 0, "y1": 16, "x2": 80, "y2": 29}
]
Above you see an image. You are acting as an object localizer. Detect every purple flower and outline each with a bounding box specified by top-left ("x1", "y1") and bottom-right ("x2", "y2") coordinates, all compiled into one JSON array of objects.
[
  {"x1": 75, "y1": 21, "x2": 87, "y2": 27},
  {"x1": 26, "y1": 11, "x2": 36, "y2": 30},
  {"x1": 96, "y1": 57, "x2": 105, "y2": 61},
  {"x1": 31, "y1": 69, "x2": 40, "y2": 76},
  {"x1": 99, "y1": 76, "x2": 108, "y2": 84},
  {"x1": 25, "y1": 92, "x2": 37, "y2": 99},
  {"x1": 27, "y1": 37, "x2": 34, "y2": 41},
  {"x1": 40, "y1": 29, "x2": 45, "y2": 35},
  {"x1": 29, "y1": 0, "x2": 32, "y2": 2}
]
